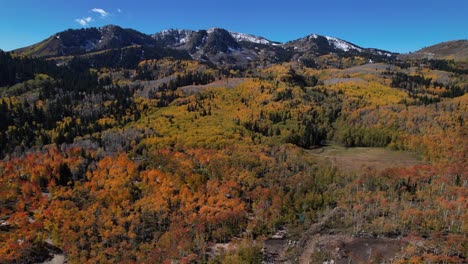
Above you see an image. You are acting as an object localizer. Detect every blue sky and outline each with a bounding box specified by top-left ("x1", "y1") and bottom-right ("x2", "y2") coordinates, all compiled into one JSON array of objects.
[{"x1": 0, "y1": 0, "x2": 466, "y2": 53}]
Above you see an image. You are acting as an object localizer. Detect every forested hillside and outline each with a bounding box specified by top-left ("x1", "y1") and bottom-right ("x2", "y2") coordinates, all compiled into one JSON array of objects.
[{"x1": 0, "y1": 42, "x2": 467, "y2": 264}]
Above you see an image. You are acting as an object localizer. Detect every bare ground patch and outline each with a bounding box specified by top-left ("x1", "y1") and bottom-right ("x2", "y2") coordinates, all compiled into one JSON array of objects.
[
  {"x1": 301, "y1": 234, "x2": 405, "y2": 264},
  {"x1": 296, "y1": 208, "x2": 406, "y2": 264}
]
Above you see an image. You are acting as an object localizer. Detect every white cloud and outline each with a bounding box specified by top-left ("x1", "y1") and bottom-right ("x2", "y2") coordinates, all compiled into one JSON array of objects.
[
  {"x1": 117, "y1": 9, "x2": 123, "y2": 13},
  {"x1": 75, "y1": 17, "x2": 93, "y2": 27},
  {"x1": 91, "y1": 8, "x2": 109, "y2": 18}
]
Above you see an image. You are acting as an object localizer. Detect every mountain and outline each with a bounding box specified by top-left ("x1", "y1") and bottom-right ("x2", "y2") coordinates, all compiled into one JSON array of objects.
[
  {"x1": 401, "y1": 40, "x2": 468, "y2": 62},
  {"x1": 15, "y1": 25, "x2": 156, "y2": 57},
  {"x1": 13, "y1": 25, "x2": 397, "y2": 66},
  {"x1": 152, "y1": 28, "x2": 396, "y2": 65},
  {"x1": 152, "y1": 27, "x2": 284, "y2": 65},
  {"x1": 284, "y1": 34, "x2": 395, "y2": 63},
  {"x1": 152, "y1": 28, "x2": 277, "y2": 47}
]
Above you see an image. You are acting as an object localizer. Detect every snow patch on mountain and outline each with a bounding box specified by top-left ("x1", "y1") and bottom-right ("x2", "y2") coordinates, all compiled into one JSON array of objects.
[
  {"x1": 375, "y1": 50, "x2": 392, "y2": 57},
  {"x1": 177, "y1": 35, "x2": 190, "y2": 44},
  {"x1": 325, "y1": 36, "x2": 362, "y2": 52},
  {"x1": 154, "y1": 29, "x2": 195, "y2": 45},
  {"x1": 206, "y1": 28, "x2": 219, "y2": 34},
  {"x1": 307, "y1": 34, "x2": 319, "y2": 40},
  {"x1": 229, "y1": 31, "x2": 272, "y2": 45}
]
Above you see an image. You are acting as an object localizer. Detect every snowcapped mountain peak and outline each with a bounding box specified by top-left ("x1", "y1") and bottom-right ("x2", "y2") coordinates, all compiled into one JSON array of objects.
[
  {"x1": 228, "y1": 31, "x2": 274, "y2": 45},
  {"x1": 307, "y1": 34, "x2": 319, "y2": 40},
  {"x1": 324, "y1": 36, "x2": 362, "y2": 52},
  {"x1": 207, "y1": 27, "x2": 223, "y2": 34}
]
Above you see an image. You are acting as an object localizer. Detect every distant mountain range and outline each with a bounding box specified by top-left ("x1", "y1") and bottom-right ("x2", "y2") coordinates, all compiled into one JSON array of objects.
[{"x1": 11, "y1": 25, "x2": 468, "y2": 66}]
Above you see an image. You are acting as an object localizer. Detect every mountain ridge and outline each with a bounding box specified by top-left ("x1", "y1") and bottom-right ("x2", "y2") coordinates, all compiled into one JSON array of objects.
[
  {"x1": 11, "y1": 24, "x2": 467, "y2": 67},
  {"x1": 12, "y1": 25, "x2": 398, "y2": 66}
]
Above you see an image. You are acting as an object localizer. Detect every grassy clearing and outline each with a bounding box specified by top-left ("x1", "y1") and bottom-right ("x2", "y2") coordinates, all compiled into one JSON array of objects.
[{"x1": 306, "y1": 145, "x2": 424, "y2": 172}]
